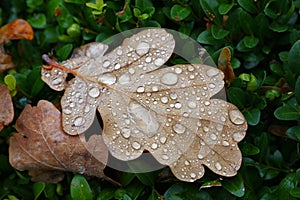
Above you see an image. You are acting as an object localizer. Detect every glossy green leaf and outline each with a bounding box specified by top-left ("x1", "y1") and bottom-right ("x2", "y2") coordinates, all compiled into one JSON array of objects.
[
  {"x1": 274, "y1": 100, "x2": 300, "y2": 120},
  {"x1": 97, "y1": 188, "x2": 115, "y2": 200},
  {"x1": 222, "y1": 174, "x2": 245, "y2": 197},
  {"x1": 164, "y1": 183, "x2": 212, "y2": 200},
  {"x1": 70, "y1": 175, "x2": 93, "y2": 200},
  {"x1": 135, "y1": 171, "x2": 158, "y2": 186},
  {"x1": 56, "y1": 44, "x2": 73, "y2": 60},
  {"x1": 290, "y1": 187, "x2": 300, "y2": 198},
  {"x1": 4, "y1": 74, "x2": 16, "y2": 91},
  {"x1": 211, "y1": 25, "x2": 230, "y2": 39},
  {"x1": 238, "y1": 8, "x2": 255, "y2": 34},
  {"x1": 170, "y1": 4, "x2": 191, "y2": 21},
  {"x1": 28, "y1": 13, "x2": 46, "y2": 29},
  {"x1": 243, "y1": 36, "x2": 259, "y2": 48},
  {"x1": 286, "y1": 126, "x2": 300, "y2": 140},
  {"x1": 228, "y1": 87, "x2": 245, "y2": 109},
  {"x1": 288, "y1": 40, "x2": 300, "y2": 75},
  {"x1": 218, "y1": 3, "x2": 234, "y2": 14},
  {"x1": 237, "y1": 0, "x2": 257, "y2": 14},
  {"x1": 243, "y1": 108, "x2": 260, "y2": 126},
  {"x1": 33, "y1": 182, "x2": 45, "y2": 200},
  {"x1": 269, "y1": 22, "x2": 289, "y2": 32},
  {"x1": 277, "y1": 173, "x2": 298, "y2": 199},
  {"x1": 199, "y1": 0, "x2": 222, "y2": 25},
  {"x1": 240, "y1": 142, "x2": 260, "y2": 156}
]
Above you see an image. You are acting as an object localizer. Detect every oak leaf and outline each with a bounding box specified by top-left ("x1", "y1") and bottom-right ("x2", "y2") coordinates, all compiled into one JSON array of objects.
[
  {"x1": 9, "y1": 100, "x2": 108, "y2": 183},
  {"x1": 0, "y1": 19, "x2": 34, "y2": 73},
  {"x1": 218, "y1": 47, "x2": 235, "y2": 84},
  {"x1": 41, "y1": 28, "x2": 247, "y2": 182},
  {"x1": 0, "y1": 84, "x2": 14, "y2": 131}
]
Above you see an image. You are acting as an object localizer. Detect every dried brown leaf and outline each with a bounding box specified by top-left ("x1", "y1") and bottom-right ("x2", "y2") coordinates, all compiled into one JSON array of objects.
[
  {"x1": 0, "y1": 84, "x2": 14, "y2": 131},
  {"x1": 41, "y1": 28, "x2": 247, "y2": 182},
  {"x1": 9, "y1": 100, "x2": 108, "y2": 183},
  {"x1": 218, "y1": 47, "x2": 235, "y2": 84}
]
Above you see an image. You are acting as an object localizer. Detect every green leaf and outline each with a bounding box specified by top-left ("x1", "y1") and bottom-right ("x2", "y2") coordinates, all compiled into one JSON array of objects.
[
  {"x1": 164, "y1": 183, "x2": 212, "y2": 200},
  {"x1": 288, "y1": 40, "x2": 300, "y2": 75},
  {"x1": 199, "y1": 0, "x2": 222, "y2": 25},
  {"x1": 286, "y1": 126, "x2": 300, "y2": 140},
  {"x1": 56, "y1": 44, "x2": 73, "y2": 60},
  {"x1": 211, "y1": 25, "x2": 230, "y2": 39},
  {"x1": 274, "y1": 100, "x2": 300, "y2": 120},
  {"x1": 97, "y1": 188, "x2": 115, "y2": 200},
  {"x1": 240, "y1": 142, "x2": 260, "y2": 156},
  {"x1": 243, "y1": 36, "x2": 259, "y2": 48},
  {"x1": 277, "y1": 173, "x2": 298, "y2": 199},
  {"x1": 269, "y1": 22, "x2": 289, "y2": 32},
  {"x1": 197, "y1": 29, "x2": 222, "y2": 45},
  {"x1": 4, "y1": 74, "x2": 16, "y2": 91},
  {"x1": 70, "y1": 175, "x2": 93, "y2": 200},
  {"x1": 33, "y1": 182, "x2": 45, "y2": 200},
  {"x1": 120, "y1": 172, "x2": 135, "y2": 186},
  {"x1": 295, "y1": 75, "x2": 300, "y2": 104},
  {"x1": 218, "y1": 3, "x2": 234, "y2": 15},
  {"x1": 170, "y1": 4, "x2": 191, "y2": 21},
  {"x1": 290, "y1": 188, "x2": 300, "y2": 198},
  {"x1": 238, "y1": 8, "x2": 255, "y2": 34},
  {"x1": 222, "y1": 174, "x2": 245, "y2": 197},
  {"x1": 243, "y1": 108, "x2": 260, "y2": 126},
  {"x1": 237, "y1": 0, "x2": 257, "y2": 14},
  {"x1": 28, "y1": 13, "x2": 46, "y2": 29},
  {"x1": 228, "y1": 87, "x2": 245, "y2": 109}
]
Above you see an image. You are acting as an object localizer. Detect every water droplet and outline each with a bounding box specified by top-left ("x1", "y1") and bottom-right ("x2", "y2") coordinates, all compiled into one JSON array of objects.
[
  {"x1": 190, "y1": 172, "x2": 196, "y2": 178},
  {"x1": 136, "y1": 86, "x2": 145, "y2": 93},
  {"x1": 184, "y1": 160, "x2": 190, "y2": 165},
  {"x1": 215, "y1": 162, "x2": 222, "y2": 170},
  {"x1": 173, "y1": 123, "x2": 186, "y2": 134},
  {"x1": 207, "y1": 68, "x2": 219, "y2": 77},
  {"x1": 117, "y1": 49, "x2": 123, "y2": 55},
  {"x1": 114, "y1": 63, "x2": 121, "y2": 70},
  {"x1": 88, "y1": 87, "x2": 100, "y2": 98},
  {"x1": 175, "y1": 67, "x2": 182, "y2": 74},
  {"x1": 78, "y1": 98, "x2": 84, "y2": 104},
  {"x1": 204, "y1": 101, "x2": 210, "y2": 106},
  {"x1": 119, "y1": 73, "x2": 131, "y2": 84},
  {"x1": 132, "y1": 141, "x2": 141, "y2": 150},
  {"x1": 161, "y1": 96, "x2": 168, "y2": 104},
  {"x1": 203, "y1": 126, "x2": 209, "y2": 132},
  {"x1": 222, "y1": 140, "x2": 230, "y2": 146},
  {"x1": 152, "y1": 86, "x2": 159, "y2": 92},
  {"x1": 161, "y1": 73, "x2": 178, "y2": 86},
  {"x1": 122, "y1": 128, "x2": 131, "y2": 138},
  {"x1": 188, "y1": 101, "x2": 197, "y2": 109},
  {"x1": 63, "y1": 109, "x2": 72, "y2": 115},
  {"x1": 187, "y1": 65, "x2": 194, "y2": 71},
  {"x1": 210, "y1": 133, "x2": 217, "y2": 140},
  {"x1": 197, "y1": 153, "x2": 204, "y2": 159},
  {"x1": 69, "y1": 102, "x2": 75, "y2": 108},
  {"x1": 151, "y1": 143, "x2": 158, "y2": 149},
  {"x1": 162, "y1": 154, "x2": 169, "y2": 160},
  {"x1": 73, "y1": 117, "x2": 84, "y2": 127},
  {"x1": 128, "y1": 68, "x2": 135, "y2": 74},
  {"x1": 136, "y1": 42, "x2": 150, "y2": 56},
  {"x1": 103, "y1": 60, "x2": 110, "y2": 68},
  {"x1": 84, "y1": 107, "x2": 90, "y2": 113},
  {"x1": 208, "y1": 83, "x2": 216, "y2": 88},
  {"x1": 51, "y1": 78, "x2": 63, "y2": 85},
  {"x1": 170, "y1": 93, "x2": 177, "y2": 99},
  {"x1": 154, "y1": 58, "x2": 163, "y2": 66},
  {"x1": 229, "y1": 110, "x2": 245, "y2": 125},
  {"x1": 174, "y1": 102, "x2": 182, "y2": 109},
  {"x1": 159, "y1": 136, "x2": 167, "y2": 144},
  {"x1": 233, "y1": 132, "x2": 243, "y2": 142},
  {"x1": 98, "y1": 73, "x2": 116, "y2": 85},
  {"x1": 145, "y1": 56, "x2": 152, "y2": 63}
]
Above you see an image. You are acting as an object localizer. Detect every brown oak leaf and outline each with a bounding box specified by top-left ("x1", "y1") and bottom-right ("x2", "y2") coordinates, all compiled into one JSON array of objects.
[
  {"x1": 0, "y1": 19, "x2": 34, "y2": 73},
  {"x1": 9, "y1": 100, "x2": 108, "y2": 183},
  {"x1": 0, "y1": 84, "x2": 14, "y2": 131},
  {"x1": 218, "y1": 47, "x2": 235, "y2": 84}
]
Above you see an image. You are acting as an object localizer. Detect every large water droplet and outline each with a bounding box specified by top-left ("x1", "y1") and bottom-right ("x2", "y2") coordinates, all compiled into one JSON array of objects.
[
  {"x1": 88, "y1": 87, "x2": 100, "y2": 98},
  {"x1": 206, "y1": 68, "x2": 219, "y2": 77},
  {"x1": 136, "y1": 42, "x2": 150, "y2": 56},
  {"x1": 173, "y1": 123, "x2": 186, "y2": 134},
  {"x1": 154, "y1": 58, "x2": 163, "y2": 66},
  {"x1": 73, "y1": 117, "x2": 84, "y2": 127},
  {"x1": 119, "y1": 73, "x2": 131, "y2": 84},
  {"x1": 215, "y1": 162, "x2": 222, "y2": 170},
  {"x1": 136, "y1": 86, "x2": 145, "y2": 93},
  {"x1": 98, "y1": 73, "x2": 116, "y2": 85},
  {"x1": 229, "y1": 110, "x2": 245, "y2": 125},
  {"x1": 127, "y1": 101, "x2": 160, "y2": 138},
  {"x1": 161, "y1": 72, "x2": 178, "y2": 86}
]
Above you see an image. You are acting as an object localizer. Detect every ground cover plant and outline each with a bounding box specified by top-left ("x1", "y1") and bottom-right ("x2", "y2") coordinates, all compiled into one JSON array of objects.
[{"x1": 0, "y1": 0, "x2": 300, "y2": 199}]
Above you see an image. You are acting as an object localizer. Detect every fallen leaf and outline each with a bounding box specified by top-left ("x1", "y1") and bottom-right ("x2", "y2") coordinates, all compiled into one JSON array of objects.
[
  {"x1": 218, "y1": 47, "x2": 235, "y2": 84},
  {"x1": 0, "y1": 19, "x2": 34, "y2": 73},
  {"x1": 41, "y1": 28, "x2": 247, "y2": 182},
  {"x1": 9, "y1": 100, "x2": 108, "y2": 183},
  {"x1": 0, "y1": 84, "x2": 14, "y2": 131}
]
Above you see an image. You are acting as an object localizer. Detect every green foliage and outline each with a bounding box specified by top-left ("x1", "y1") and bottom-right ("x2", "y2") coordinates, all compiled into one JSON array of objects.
[{"x1": 0, "y1": 0, "x2": 299, "y2": 199}]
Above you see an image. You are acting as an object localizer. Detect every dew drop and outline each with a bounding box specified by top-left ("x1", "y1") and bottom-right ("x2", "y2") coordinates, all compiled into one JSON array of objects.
[
  {"x1": 152, "y1": 86, "x2": 159, "y2": 92},
  {"x1": 215, "y1": 162, "x2": 222, "y2": 171},
  {"x1": 84, "y1": 107, "x2": 90, "y2": 113},
  {"x1": 132, "y1": 141, "x2": 141, "y2": 150},
  {"x1": 170, "y1": 93, "x2": 177, "y2": 100},
  {"x1": 154, "y1": 58, "x2": 164, "y2": 66},
  {"x1": 161, "y1": 73, "x2": 178, "y2": 86},
  {"x1": 161, "y1": 96, "x2": 168, "y2": 104},
  {"x1": 145, "y1": 56, "x2": 152, "y2": 63},
  {"x1": 173, "y1": 123, "x2": 186, "y2": 134},
  {"x1": 174, "y1": 102, "x2": 182, "y2": 109},
  {"x1": 122, "y1": 128, "x2": 131, "y2": 138},
  {"x1": 128, "y1": 68, "x2": 135, "y2": 74},
  {"x1": 162, "y1": 154, "x2": 169, "y2": 160},
  {"x1": 136, "y1": 42, "x2": 150, "y2": 56},
  {"x1": 51, "y1": 78, "x2": 63, "y2": 85},
  {"x1": 175, "y1": 67, "x2": 182, "y2": 74},
  {"x1": 119, "y1": 73, "x2": 131, "y2": 84},
  {"x1": 151, "y1": 143, "x2": 158, "y2": 149},
  {"x1": 136, "y1": 86, "x2": 145, "y2": 93},
  {"x1": 88, "y1": 87, "x2": 100, "y2": 98},
  {"x1": 63, "y1": 109, "x2": 72, "y2": 115},
  {"x1": 159, "y1": 136, "x2": 167, "y2": 144},
  {"x1": 222, "y1": 140, "x2": 230, "y2": 146},
  {"x1": 210, "y1": 133, "x2": 217, "y2": 140},
  {"x1": 204, "y1": 101, "x2": 210, "y2": 106},
  {"x1": 232, "y1": 132, "x2": 243, "y2": 142},
  {"x1": 229, "y1": 110, "x2": 245, "y2": 125},
  {"x1": 207, "y1": 68, "x2": 219, "y2": 77},
  {"x1": 73, "y1": 117, "x2": 84, "y2": 127},
  {"x1": 69, "y1": 102, "x2": 75, "y2": 108},
  {"x1": 184, "y1": 160, "x2": 190, "y2": 166},
  {"x1": 187, "y1": 65, "x2": 194, "y2": 71},
  {"x1": 114, "y1": 63, "x2": 121, "y2": 70},
  {"x1": 188, "y1": 101, "x2": 197, "y2": 109},
  {"x1": 116, "y1": 49, "x2": 123, "y2": 55},
  {"x1": 208, "y1": 83, "x2": 216, "y2": 89},
  {"x1": 103, "y1": 60, "x2": 110, "y2": 68},
  {"x1": 98, "y1": 73, "x2": 117, "y2": 85},
  {"x1": 203, "y1": 126, "x2": 209, "y2": 132},
  {"x1": 190, "y1": 172, "x2": 196, "y2": 178},
  {"x1": 197, "y1": 153, "x2": 204, "y2": 159}
]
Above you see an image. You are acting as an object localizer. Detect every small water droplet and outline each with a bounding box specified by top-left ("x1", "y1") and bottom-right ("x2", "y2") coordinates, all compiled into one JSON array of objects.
[
  {"x1": 84, "y1": 107, "x2": 90, "y2": 113},
  {"x1": 215, "y1": 162, "x2": 222, "y2": 170},
  {"x1": 152, "y1": 86, "x2": 159, "y2": 92},
  {"x1": 128, "y1": 68, "x2": 135, "y2": 74},
  {"x1": 173, "y1": 123, "x2": 186, "y2": 134},
  {"x1": 88, "y1": 87, "x2": 100, "y2": 98},
  {"x1": 204, "y1": 101, "x2": 210, "y2": 106},
  {"x1": 151, "y1": 143, "x2": 158, "y2": 149},
  {"x1": 98, "y1": 73, "x2": 116, "y2": 85},
  {"x1": 117, "y1": 49, "x2": 123, "y2": 55},
  {"x1": 190, "y1": 172, "x2": 196, "y2": 178},
  {"x1": 136, "y1": 42, "x2": 150, "y2": 56},
  {"x1": 63, "y1": 109, "x2": 72, "y2": 115},
  {"x1": 222, "y1": 140, "x2": 230, "y2": 146},
  {"x1": 51, "y1": 78, "x2": 63, "y2": 85},
  {"x1": 161, "y1": 96, "x2": 168, "y2": 104},
  {"x1": 170, "y1": 93, "x2": 177, "y2": 100},
  {"x1": 154, "y1": 58, "x2": 163, "y2": 66},
  {"x1": 184, "y1": 160, "x2": 190, "y2": 166},
  {"x1": 132, "y1": 141, "x2": 141, "y2": 150},
  {"x1": 187, "y1": 65, "x2": 194, "y2": 71},
  {"x1": 232, "y1": 132, "x2": 243, "y2": 142},
  {"x1": 159, "y1": 136, "x2": 167, "y2": 144},
  {"x1": 207, "y1": 68, "x2": 219, "y2": 77},
  {"x1": 175, "y1": 67, "x2": 182, "y2": 74},
  {"x1": 197, "y1": 153, "x2": 204, "y2": 159},
  {"x1": 73, "y1": 117, "x2": 84, "y2": 127},
  {"x1": 188, "y1": 101, "x2": 197, "y2": 109},
  {"x1": 136, "y1": 86, "x2": 145, "y2": 93},
  {"x1": 103, "y1": 60, "x2": 110, "y2": 68},
  {"x1": 162, "y1": 154, "x2": 169, "y2": 160},
  {"x1": 208, "y1": 83, "x2": 216, "y2": 88},
  {"x1": 210, "y1": 133, "x2": 217, "y2": 140},
  {"x1": 229, "y1": 110, "x2": 245, "y2": 125},
  {"x1": 145, "y1": 56, "x2": 152, "y2": 63},
  {"x1": 203, "y1": 126, "x2": 209, "y2": 132},
  {"x1": 161, "y1": 73, "x2": 178, "y2": 86},
  {"x1": 114, "y1": 63, "x2": 121, "y2": 70},
  {"x1": 69, "y1": 102, "x2": 75, "y2": 108},
  {"x1": 119, "y1": 73, "x2": 131, "y2": 84},
  {"x1": 174, "y1": 102, "x2": 182, "y2": 109},
  {"x1": 122, "y1": 128, "x2": 131, "y2": 138}
]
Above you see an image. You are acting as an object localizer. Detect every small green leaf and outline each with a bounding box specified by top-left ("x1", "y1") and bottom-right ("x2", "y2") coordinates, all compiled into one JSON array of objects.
[
  {"x1": 28, "y1": 13, "x2": 46, "y2": 29},
  {"x1": 67, "y1": 23, "x2": 81, "y2": 38},
  {"x1": 278, "y1": 173, "x2": 298, "y2": 199},
  {"x1": 56, "y1": 44, "x2": 73, "y2": 60},
  {"x1": 97, "y1": 188, "x2": 115, "y2": 200},
  {"x1": 288, "y1": 40, "x2": 300, "y2": 75},
  {"x1": 237, "y1": 0, "x2": 257, "y2": 14},
  {"x1": 286, "y1": 126, "x2": 300, "y2": 140},
  {"x1": 274, "y1": 100, "x2": 300, "y2": 121},
  {"x1": 243, "y1": 36, "x2": 259, "y2": 48},
  {"x1": 228, "y1": 87, "x2": 246, "y2": 109},
  {"x1": 170, "y1": 4, "x2": 191, "y2": 21},
  {"x1": 4, "y1": 74, "x2": 16, "y2": 91},
  {"x1": 197, "y1": 29, "x2": 222, "y2": 45},
  {"x1": 240, "y1": 142, "x2": 260, "y2": 156},
  {"x1": 211, "y1": 25, "x2": 230, "y2": 39},
  {"x1": 244, "y1": 108, "x2": 260, "y2": 126},
  {"x1": 70, "y1": 174, "x2": 93, "y2": 200},
  {"x1": 218, "y1": 3, "x2": 234, "y2": 14},
  {"x1": 238, "y1": 8, "x2": 255, "y2": 34},
  {"x1": 269, "y1": 22, "x2": 289, "y2": 32},
  {"x1": 290, "y1": 187, "x2": 300, "y2": 198},
  {"x1": 222, "y1": 174, "x2": 245, "y2": 197},
  {"x1": 33, "y1": 182, "x2": 45, "y2": 200}
]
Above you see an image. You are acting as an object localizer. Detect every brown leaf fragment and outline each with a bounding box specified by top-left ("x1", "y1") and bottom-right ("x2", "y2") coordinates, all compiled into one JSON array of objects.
[
  {"x1": 218, "y1": 47, "x2": 235, "y2": 84},
  {"x1": 0, "y1": 84, "x2": 14, "y2": 131},
  {"x1": 9, "y1": 100, "x2": 108, "y2": 183}
]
